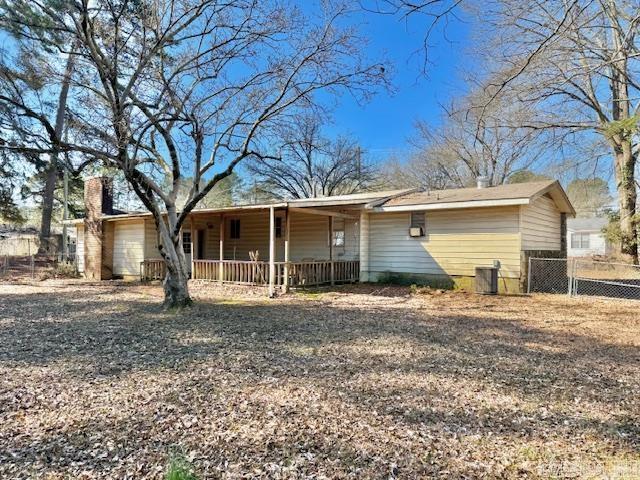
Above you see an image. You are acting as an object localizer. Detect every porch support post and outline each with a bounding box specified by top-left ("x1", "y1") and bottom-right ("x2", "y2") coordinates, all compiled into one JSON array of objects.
[
  {"x1": 329, "y1": 216, "x2": 334, "y2": 286},
  {"x1": 190, "y1": 215, "x2": 195, "y2": 279},
  {"x1": 268, "y1": 206, "x2": 276, "y2": 297},
  {"x1": 359, "y1": 211, "x2": 369, "y2": 282},
  {"x1": 283, "y1": 207, "x2": 290, "y2": 293},
  {"x1": 219, "y1": 214, "x2": 224, "y2": 284}
]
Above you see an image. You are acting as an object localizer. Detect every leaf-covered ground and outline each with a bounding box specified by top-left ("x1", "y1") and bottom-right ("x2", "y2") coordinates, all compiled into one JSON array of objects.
[{"x1": 0, "y1": 280, "x2": 639, "y2": 479}]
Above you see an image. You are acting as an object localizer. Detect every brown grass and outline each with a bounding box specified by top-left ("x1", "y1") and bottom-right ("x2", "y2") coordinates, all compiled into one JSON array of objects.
[{"x1": 0, "y1": 280, "x2": 639, "y2": 479}]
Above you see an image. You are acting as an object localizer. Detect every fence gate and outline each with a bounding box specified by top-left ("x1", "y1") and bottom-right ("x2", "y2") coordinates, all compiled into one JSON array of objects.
[
  {"x1": 528, "y1": 258, "x2": 571, "y2": 294},
  {"x1": 528, "y1": 257, "x2": 640, "y2": 301}
]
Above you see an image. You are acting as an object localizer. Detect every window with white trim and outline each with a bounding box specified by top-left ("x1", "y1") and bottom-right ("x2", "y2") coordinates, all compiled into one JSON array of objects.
[{"x1": 571, "y1": 232, "x2": 590, "y2": 249}]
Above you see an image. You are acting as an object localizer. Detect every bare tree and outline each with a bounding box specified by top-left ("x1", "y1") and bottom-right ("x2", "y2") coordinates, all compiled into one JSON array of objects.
[
  {"x1": 0, "y1": 0, "x2": 387, "y2": 308},
  {"x1": 384, "y1": 0, "x2": 640, "y2": 262},
  {"x1": 390, "y1": 84, "x2": 552, "y2": 190},
  {"x1": 0, "y1": 1, "x2": 80, "y2": 251},
  {"x1": 246, "y1": 115, "x2": 377, "y2": 199},
  {"x1": 471, "y1": 0, "x2": 640, "y2": 262},
  {"x1": 379, "y1": 150, "x2": 460, "y2": 191},
  {"x1": 360, "y1": 0, "x2": 464, "y2": 72}
]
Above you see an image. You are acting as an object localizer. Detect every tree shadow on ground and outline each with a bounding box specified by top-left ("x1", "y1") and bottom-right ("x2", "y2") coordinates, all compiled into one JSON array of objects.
[{"x1": 1, "y1": 284, "x2": 639, "y2": 478}]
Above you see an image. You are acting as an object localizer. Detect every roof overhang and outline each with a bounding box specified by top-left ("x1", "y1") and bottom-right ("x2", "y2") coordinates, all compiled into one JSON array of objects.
[
  {"x1": 368, "y1": 181, "x2": 576, "y2": 215},
  {"x1": 369, "y1": 197, "x2": 531, "y2": 212}
]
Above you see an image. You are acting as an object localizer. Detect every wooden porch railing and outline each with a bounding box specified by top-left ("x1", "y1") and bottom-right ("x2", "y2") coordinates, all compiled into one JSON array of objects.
[
  {"x1": 192, "y1": 259, "x2": 219, "y2": 281},
  {"x1": 279, "y1": 260, "x2": 360, "y2": 287},
  {"x1": 140, "y1": 259, "x2": 166, "y2": 281},
  {"x1": 192, "y1": 259, "x2": 359, "y2": 288}
]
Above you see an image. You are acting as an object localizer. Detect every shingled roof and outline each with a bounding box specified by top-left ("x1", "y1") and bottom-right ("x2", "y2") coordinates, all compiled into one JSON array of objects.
[
  {"x1": 64, "y1": 180, "x2": 575, "y2": 224},
  {"x1": 369, "y1": 180, "x2": 575, "y2": 215}
]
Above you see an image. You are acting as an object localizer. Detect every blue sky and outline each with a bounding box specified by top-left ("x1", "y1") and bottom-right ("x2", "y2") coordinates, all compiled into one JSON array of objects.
[{"x1": 324, "y1": 8, "x2": 471, "y2": 162}]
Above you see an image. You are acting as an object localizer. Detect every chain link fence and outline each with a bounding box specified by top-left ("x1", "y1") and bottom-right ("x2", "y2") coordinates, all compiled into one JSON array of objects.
[
  {"x1": 528, "y1": 257, "x2": 640, "y2": 301},
  {"x1": 571, "y1": 259, "x2": 640, "y2": 300},
  {"x1": 0, "y1": 254, "x2": 78, "y2": 280},
  {"x1": 528, "y1": 258, "x2": 572, "y2": 294}
]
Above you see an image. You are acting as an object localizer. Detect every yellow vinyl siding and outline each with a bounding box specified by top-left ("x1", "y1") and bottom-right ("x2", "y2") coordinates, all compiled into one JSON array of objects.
[
  {"x1": 223, "y1": 212, "x2": 281, "y2": 261},
  {"x1": 520, "y1": 195, "x2": 561, "y2": 250},
  {"x1": 143, "y1": 216, "x2": 222, "y2": 260},
  {"x1": 113, "y1": 220, "x2": 145, "y2": 276},
  {"x1": 368, "y1": 207, "x2": 522, "y2": 278},
  {"x1": 343, "y1": 216, "x2": 360, "y2": 260},
  {"x1": 359, "y1": 211, "x2": 370, "y2": 281},
  {"x1": 76, "y1": 225, "x2": 85, "y2": 273},
  {"x1": 289, "y1": 212, "x2": 359, "y2": 261},
  {"x1": 188, "y1": 215, "x2": 219, "y2": 260},
  {"x1": 289, "y1": 212, "x2": 329, "y2": 261}
]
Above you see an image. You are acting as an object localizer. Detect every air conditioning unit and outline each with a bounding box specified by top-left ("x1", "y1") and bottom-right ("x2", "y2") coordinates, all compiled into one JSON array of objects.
[{"x1": 409, "y1": 227, "x2": 424, "y2": 237}]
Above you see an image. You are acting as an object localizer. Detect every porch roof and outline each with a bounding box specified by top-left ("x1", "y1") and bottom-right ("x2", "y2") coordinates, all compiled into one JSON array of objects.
[{"x1": 63, "y1": 189, "x2": 414, "y2": 225}]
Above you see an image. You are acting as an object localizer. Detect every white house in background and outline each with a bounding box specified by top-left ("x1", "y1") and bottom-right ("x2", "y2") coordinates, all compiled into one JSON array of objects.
[{"x1": 567, "y1": 217, "x2": 612, "y2": 258}]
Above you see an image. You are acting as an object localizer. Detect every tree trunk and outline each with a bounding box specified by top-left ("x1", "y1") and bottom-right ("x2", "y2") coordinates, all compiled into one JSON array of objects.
[
  {"x1": 613, "y1": 143, "x2": 638, "y2": 264},
  {"x1": 163, "y1": 264, "x2": 192, "y2": 309},
  {"x1": 38, "y1": 52, "x2": 76, "y2": 254},
  {"x1": 38, "y1": 160, "x2": 58, "y2": 253},
  {"x1": 157, "y1": 217, "x2": 193, "y2": 309},
  {"x1": 605, "y1": 3, "x2": 638, "y2": 264}
]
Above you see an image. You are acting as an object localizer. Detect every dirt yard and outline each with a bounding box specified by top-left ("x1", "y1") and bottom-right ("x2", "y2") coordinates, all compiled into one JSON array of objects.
[{"x1": 0, "y1": 280, "x2": 639, "y2": 479}]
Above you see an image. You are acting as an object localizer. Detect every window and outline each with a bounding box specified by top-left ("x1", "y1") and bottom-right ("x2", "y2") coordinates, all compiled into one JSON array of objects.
[
  {"x1": 410, "y1": 212, "x2": 426, "y2": 236},
  {"x1": 275, "y1": 217, "x2": 282, "y2": 238},
  {"x1": 182, "y1": 231, "x2": 192, "y2": 254},
  {"x1": 332, "y1": 229, "x2": 345, "y2": 247},
  {"x1": 571, "y1": 232, "x2": 590, "y2": 249},
  {"x1": 229, "y1": 219, "x2": 241, "y2": 239}
]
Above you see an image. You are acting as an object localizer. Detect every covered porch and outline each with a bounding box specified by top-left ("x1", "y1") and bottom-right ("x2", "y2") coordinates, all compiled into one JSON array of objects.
[{"x1": 141, "y1": 203, "x2": 361, "y2": 294}]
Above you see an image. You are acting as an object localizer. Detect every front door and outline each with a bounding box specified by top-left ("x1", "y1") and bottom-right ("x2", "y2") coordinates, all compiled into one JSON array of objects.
[{"x1": 197, "y1": 229, "x2": 205, "y2": 260}]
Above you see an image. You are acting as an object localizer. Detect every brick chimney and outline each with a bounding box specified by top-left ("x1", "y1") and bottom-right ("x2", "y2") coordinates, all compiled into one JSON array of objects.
[{"x1": 83, "y1": 177, "x2": 114, "y2": 280}]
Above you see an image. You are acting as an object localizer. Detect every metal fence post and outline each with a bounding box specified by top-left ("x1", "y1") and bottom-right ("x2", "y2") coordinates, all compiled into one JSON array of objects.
[{"x1": 527, "y1": 256, "x2": 532, "y2": 294}]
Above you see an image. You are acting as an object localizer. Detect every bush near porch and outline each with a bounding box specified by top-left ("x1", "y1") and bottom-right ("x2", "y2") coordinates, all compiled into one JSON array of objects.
[{"x1": 0, "y1": 281, "x2": 638, "y2": 478}]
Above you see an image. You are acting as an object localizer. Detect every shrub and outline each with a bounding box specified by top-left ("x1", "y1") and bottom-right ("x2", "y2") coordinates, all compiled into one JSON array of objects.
[{"x1": 39, "y1": 262, "x2": 80, "y2": 280}]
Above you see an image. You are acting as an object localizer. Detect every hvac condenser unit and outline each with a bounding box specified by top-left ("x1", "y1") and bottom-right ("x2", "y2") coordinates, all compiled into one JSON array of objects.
[
  {"x1": 409, "y1": 227, "x2": 424, "y2": 237},
  {"x1": 475, "y1": 266, "x2": 498, "y2": 295}
]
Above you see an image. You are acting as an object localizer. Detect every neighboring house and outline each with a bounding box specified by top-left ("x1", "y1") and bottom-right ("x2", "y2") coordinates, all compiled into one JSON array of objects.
[
  {"x1": 0, "y1": 225, "x2": 40, "y2": 256},
  {"x1": 67, "y1": 177, "x2": 575, "y2": 293},
  {"x1": 567, "y1": 217, "x2": 612, "y2": 258}
]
